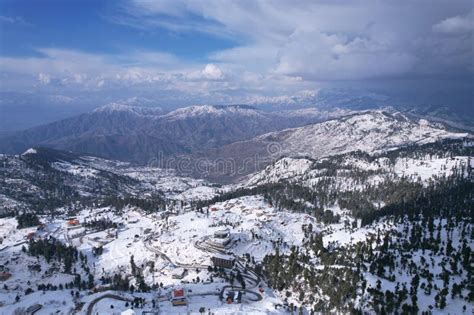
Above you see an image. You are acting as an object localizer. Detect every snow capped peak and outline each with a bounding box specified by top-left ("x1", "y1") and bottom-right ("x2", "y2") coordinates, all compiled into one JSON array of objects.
[
  {"x1": 93, "y1": 103, "x2": 131, "y2": 113},
  {"x1": 21, "y1": 148, "x2": 37, "y2": 156},
  {"x1": 337, "y1": 110, "x2": 440, "y2": 129},
  {"x1": 165, "y1": 105, "x2": 219, "y2": 116},
  {"x1": 164, "y1": 104, "x2": 262, "y2": 120},
  {"x1": 93, "y1": 103, "x2": 164, "y2": 116}
]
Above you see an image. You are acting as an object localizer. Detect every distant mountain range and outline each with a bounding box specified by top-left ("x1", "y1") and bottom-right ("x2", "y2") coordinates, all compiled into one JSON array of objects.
[
  {"x1": 0, "y1": 104, "x2": 351, "y2": 164},
  {"x1": 0, "y1": 103, "x2": 471, "y2": 183}
]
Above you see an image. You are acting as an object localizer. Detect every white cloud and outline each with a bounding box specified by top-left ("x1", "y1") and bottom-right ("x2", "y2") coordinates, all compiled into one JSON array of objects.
[
  {"x1": 2, "y1": 47, "x2": 298, "y2": 103},
  {"x1": 433, "y1": 10, "x2": 474, "y2": 34},
  {"x1": 122, "y1": 0, "x2": 473, "y2": 82},
  {"x1": 199, "y1": 64, "x2": 224, "y2": 80},
  {"x1": 1, "y1": 0, "x2": 473, "y2": 106},
  {"x1": 0, "y1": 15, "x2": 31, "y2": 26},
  {"x1": 38, "y1": 73, "x2": 51, "y2": 85}
]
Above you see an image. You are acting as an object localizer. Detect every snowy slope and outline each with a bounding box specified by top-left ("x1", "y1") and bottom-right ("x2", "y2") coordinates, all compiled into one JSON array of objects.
[
  {"x1": 163, "y1": 104, "x2": 267, "y2": 120},
  {"x1": 93, "y1": 103, "x2": 164, "y2": 116},
  {"x1": 245, "y1": 141, "x2": 472, "y2": 190},
  {"x1": 246, "y1": 157, "x2": 314, "y2": 186},
  {"x1": 0, "y1": 147, "x2": 217, "y2": 212},
  {"x1": 191, "y1": 110, "x2": 470, "y2": 182},
  {"x1": 257, "y1": 111, "x2": 468, "y2": 159}
]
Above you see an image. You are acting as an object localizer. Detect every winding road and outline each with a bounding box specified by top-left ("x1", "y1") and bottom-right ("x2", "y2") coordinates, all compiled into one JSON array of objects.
[
  {"x1": 85, "y1": 293, "x2": 132, "y2": 315},
  {"x1": 85, "y1": 228, "x2": 263, "y2": 315},
  {"x1": 143, "y1": 232, "x2": 264, "y2": 302}
]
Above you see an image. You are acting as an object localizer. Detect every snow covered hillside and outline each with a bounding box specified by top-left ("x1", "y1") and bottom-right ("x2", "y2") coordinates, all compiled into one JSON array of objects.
[
  {"x1": 246, "y1": 139, "x2": 473, "y2": 189},
  {"x1": 189, "y1": 110, "x2": 470, "y2": 182},
  {"x1": 0, "y1": 103, "x2": 343, "y2": 165},
  {"x1": 93, "y1": 103, "x2": 165, "y2": 116},
  {"x1": 0, "y1": 137, "x2": 471, "y2": 314},
  {"x1": 0, "y1": 147, "x2": 217, "y2": 214},
  {"x1": 256, "y1": 110, "x2": 468, "y2": 159}
]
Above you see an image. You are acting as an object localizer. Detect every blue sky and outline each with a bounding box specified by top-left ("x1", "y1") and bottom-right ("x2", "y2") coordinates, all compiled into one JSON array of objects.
[
  {"x1": 0, "y1": 0, "x2": 235, "y2": 60},
  {"x1": 0, "y1": 0, "x2": 472, "y2": 129}
]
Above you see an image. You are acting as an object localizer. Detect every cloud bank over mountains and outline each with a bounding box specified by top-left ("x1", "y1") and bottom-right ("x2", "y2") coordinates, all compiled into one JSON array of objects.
[{"x1": 0, "y1": 0, "x2": 472, "y2": 112}]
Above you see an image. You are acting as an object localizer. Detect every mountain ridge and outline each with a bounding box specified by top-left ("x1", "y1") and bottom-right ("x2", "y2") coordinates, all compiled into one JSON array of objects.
[
  {"x1": 184, "y1": 110, "x2": 470, "y2": 182},
  {"x1": 0, "y1": 103, "x2": 350, "y2": 163}
]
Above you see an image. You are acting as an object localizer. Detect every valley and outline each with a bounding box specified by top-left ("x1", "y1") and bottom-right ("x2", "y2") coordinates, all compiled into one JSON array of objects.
[
  {"x1": 2, "y1": 1, "x2": 473, "y2": 314},
  {"x1": 0, "y1": 110, "x2": 472, "y2": 314}
]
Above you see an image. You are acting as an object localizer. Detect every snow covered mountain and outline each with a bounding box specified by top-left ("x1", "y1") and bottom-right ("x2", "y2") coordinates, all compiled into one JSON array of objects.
[
  {"x1": 163, "y1": 104, "x2": 265, "y2": 119},
  {"x1": 92, "y1": 103, "x2": 165, "y2": 116},
  {"x1": 245, "y1": 139, "x2": 473, "y2": 189},
  {"x1": 194, "y1": 139, "x2": 473, "y2": 314},
  {"x1": 192, "y1": 111, "x2": 470, "y2": 182},
  {"x1": 258, "y1": 110, "x2": 468, "y2": 157},
  {"x1": 0, "y1": 139, "x2": 472, "y2": 314},
  {"x1": 0, "y1": 104, "x2": 344, "y2": 164},
  {"x1": 0, "y1": 147, "x2": 216, "y2": 214}
]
